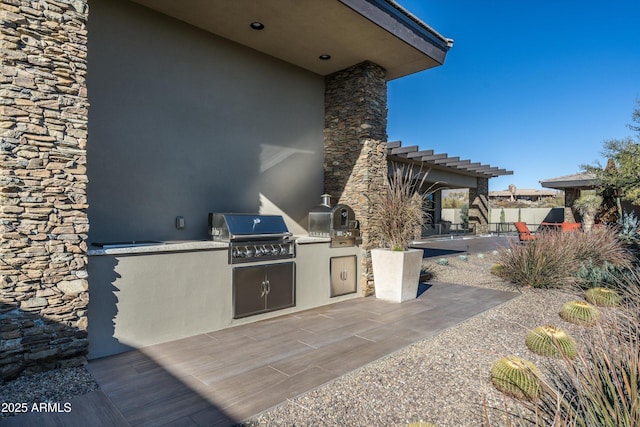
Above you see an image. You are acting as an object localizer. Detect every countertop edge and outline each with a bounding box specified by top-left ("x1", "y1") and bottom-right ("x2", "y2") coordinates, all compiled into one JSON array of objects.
[{"x1": 87, "y1": 241, "x2": 229, "y2": 256}]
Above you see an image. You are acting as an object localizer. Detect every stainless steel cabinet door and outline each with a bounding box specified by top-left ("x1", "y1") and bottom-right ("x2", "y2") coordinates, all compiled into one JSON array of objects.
[
  {"x1": 264, "y1": 262, "x2": 295, "y2": 311},
  {"x1": 233, "y1": 265, "x2": 267, "y2": 318},
  {"x1": 330, "y1": 256, "x2": 357, "y2": 297}
]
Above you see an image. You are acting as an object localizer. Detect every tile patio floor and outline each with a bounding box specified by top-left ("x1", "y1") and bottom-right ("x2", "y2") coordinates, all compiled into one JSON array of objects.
[{"x1": 5, "y1": 280, "x2": 517, "y2": 427}]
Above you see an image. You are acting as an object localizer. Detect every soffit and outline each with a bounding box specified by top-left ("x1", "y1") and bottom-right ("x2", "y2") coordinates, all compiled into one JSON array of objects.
[{"x1": 128, "y1": 0, "x2": 450, "y2": 80}]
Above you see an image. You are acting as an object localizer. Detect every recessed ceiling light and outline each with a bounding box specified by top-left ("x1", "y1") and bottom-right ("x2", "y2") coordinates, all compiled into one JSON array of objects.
[
  {"x1": 319, "y1": 54, "x2": 331, "y2": 60},
  {"x1": 250, "y1": 22, "x2": 265, "y2": 30}
]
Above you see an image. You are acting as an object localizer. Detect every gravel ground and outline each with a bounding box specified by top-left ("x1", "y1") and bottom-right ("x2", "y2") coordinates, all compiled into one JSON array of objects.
[
  {"x1": 0, "y1": 366, "x2": 99, "y2": 418},
  {"x1": 246, "y1": 252, "x2": 586, "y2": 427},
  {"x1": 1, "y1": 251, "x2": 587, "y2": 425}
]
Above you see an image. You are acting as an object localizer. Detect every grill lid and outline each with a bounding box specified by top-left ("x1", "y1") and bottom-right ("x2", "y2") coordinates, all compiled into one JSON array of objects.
[{"x1": 209, "y1": 213, "x2": 292, "y2": 241}]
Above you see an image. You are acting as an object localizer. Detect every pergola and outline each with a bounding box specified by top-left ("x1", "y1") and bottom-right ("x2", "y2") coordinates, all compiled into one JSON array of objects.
[{"x1": 387, "y1": 141, "x2": 513, "y2": 234}]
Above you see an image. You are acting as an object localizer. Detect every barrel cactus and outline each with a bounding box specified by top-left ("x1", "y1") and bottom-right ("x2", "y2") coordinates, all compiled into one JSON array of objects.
[
  {"x1": 490, "y1": 356, "x2": 542, "y2": 400},
  {"x1": 560, "y1": 300, "x2": 601, "y2": 326},
  {"x1": 490, "y1": 263, "x2": 505, "y2": 277},
  {"x1": 585, "y1": 287, "x2": 621, "y2": 307},
  {"x1": 525, "y1": 325, "x2": 577, "y2": 359}
]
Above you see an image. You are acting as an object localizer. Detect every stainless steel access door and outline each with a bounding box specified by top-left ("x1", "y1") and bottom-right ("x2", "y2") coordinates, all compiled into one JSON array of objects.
[
  {"x1": 330, "y1": 255, "x2": 357, "y2": 297},
  {"x1": 232, "y1": 262, "x2": 295, "y2": 319}
]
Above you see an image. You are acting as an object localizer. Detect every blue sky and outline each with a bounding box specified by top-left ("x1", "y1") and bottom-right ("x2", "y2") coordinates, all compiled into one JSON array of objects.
[{"x1": 387, "y1": 1, "x2": 640, "y2": 191}]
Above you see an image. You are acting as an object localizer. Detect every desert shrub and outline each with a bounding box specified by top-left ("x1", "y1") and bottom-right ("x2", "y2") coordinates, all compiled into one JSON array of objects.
[
  {"x1": 498, "y1": 232, "x2": 578, "y2": 288},
  {"x1": 498, "y1": 227, "x2": 632, "y2": 289},
  {"x1": 568, "y1": 226, "x2": 633, "y2": 269},
  {"x1": 575, "y1": 260, "x2": 632, "y2": 291},
  {"x1": 618, "y1": 211, "x2": 640, "y2": 245},
  {"x1": 436, "y1": 258, "x2": 449, "y2": 266}
]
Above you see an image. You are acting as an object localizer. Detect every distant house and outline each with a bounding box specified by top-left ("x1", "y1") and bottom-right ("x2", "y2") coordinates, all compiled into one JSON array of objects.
[
  {"x1": 489, "y1": 188, "x2": 562, "y2": 203},
  {"x1": 540, "y1": 172, "x2": 598, "y2": 222}
]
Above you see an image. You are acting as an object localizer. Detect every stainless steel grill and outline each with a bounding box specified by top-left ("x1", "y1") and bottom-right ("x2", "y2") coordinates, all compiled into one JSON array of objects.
[{"x1": 208, "y1": 213, "x2": 295, "y2": 264}]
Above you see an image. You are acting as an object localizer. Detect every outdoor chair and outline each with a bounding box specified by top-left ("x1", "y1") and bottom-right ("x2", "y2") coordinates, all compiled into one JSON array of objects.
[
  {"x1": 561, "y1": 222, "x2": 581, "y2": 232},
  {"x1": 514, "y1": 221, "x2": 537, "y2": 241}
]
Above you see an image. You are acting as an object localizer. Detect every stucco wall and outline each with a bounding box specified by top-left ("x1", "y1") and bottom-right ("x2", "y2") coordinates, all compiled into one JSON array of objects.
[{"x1": 87, "y1": 0, "x2": 325, "y2": 243}]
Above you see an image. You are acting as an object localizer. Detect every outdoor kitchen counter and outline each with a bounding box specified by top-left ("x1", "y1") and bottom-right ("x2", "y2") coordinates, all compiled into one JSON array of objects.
[
  {"x1": 87, "y1": 236, "x2": 332, "y2": 256},
  {"x1": 87, "y1": 240, "x2": 228, "y2": 256},
  {"x1": 87, "y1": 236, "x2": 361, "y2": 360}
]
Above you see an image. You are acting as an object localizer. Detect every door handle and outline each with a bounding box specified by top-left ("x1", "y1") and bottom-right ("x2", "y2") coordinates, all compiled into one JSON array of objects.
[
  {"x1": 265, "y1": 279, "x2": 271, "y2": 295},
  {"x1": 261, "y1": 280, "x2": 266, "y2": 297}
]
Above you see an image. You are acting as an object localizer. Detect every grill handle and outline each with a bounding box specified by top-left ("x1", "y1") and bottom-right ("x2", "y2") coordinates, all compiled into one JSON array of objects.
[{"x1": 230, "y1": 232, "x2": 292, "y2": 240}]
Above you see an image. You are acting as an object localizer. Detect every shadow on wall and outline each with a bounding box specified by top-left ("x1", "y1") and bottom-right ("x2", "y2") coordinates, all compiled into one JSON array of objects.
[{"x1": 86, "y1": 255, "x2": 134, "y2": 359}]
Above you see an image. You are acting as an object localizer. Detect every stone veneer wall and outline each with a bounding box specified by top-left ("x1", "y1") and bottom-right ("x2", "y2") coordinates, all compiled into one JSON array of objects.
[
  {"x1": 324, "y1": 61, "x2": 387, "y2": 296},
  {"x1": 0, "y1": 0, "x2": 89, "y2": 381},
  {"x1": 468, "y1": 177, "x2": 489, "y2": 234}
]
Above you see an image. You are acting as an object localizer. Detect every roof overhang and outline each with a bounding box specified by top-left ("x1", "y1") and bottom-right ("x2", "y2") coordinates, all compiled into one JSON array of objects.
[
  {"x1": 540, "y1": 172, "x2": 599, "y2": 190},
  {"x1": 387, "y1": 141, "x2": 514, "y2": 179},
  {"x1": 128, "y1": 0, "x2": 453, "y2": 80}
]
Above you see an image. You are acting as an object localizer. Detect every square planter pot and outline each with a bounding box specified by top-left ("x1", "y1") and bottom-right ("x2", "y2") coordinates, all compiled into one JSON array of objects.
[{"x1": 371, "y1": 248, "x2": 423, "y2": 303}]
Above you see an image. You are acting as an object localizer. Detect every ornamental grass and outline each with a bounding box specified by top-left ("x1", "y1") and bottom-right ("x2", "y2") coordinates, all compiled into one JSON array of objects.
[{"x1": 498, "y1": 227, "x2": 633, "y2": 289}]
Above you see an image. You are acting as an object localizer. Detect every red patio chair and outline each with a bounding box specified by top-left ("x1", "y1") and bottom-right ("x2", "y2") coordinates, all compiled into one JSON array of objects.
[
  {"x1": 514, "y1": 221, "x2": 536, "y2": 241},
  {"x1": 561, "y1": 222, "x2": 581, "y2": 232}
]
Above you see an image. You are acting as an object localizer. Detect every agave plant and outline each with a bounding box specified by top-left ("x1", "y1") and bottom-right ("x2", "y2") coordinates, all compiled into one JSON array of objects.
[
  {"x1": 490, "y1": 356, "x2": 542, "y2": 400},
  {"x1": 560, "y1": 300, "x2": 601, "y2": 326},
  {"x1": 525, "y1": 325, "x2": 577, "y2": 359},
  {"x1": 585, "y1": 287, "x2": 622, "y2": 307}
]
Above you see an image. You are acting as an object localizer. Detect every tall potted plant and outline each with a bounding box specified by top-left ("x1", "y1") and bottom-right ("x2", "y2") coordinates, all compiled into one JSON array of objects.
[{"x1": 370, "y1": 162, "x2": 435, "y2": 302}]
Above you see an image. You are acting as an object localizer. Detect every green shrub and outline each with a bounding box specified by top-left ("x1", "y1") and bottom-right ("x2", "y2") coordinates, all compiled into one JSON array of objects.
[
  {"x1": 575, "y1": 260, "x2": 631, "y2": 291},
  {"x1": 618, "y1": 211, "x2": 640, "y2": 245},
  {"x1": 436, "y1": 258, "x2": 449, "y2": 266},
  {"x1": 458, "y1": 255, "x2": 468, "y2": 262}
]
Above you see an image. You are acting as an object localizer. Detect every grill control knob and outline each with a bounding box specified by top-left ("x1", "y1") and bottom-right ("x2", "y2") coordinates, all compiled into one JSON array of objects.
[{"x1": 244, "y1": 247, "x2": 254, "y2": 257}]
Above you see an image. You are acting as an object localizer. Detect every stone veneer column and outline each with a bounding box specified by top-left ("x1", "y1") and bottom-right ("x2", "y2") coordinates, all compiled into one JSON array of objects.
[
  {"x1": 0, "y1": 0, "x2": 90, "y2": 381},
  {"x1": 324, "y1": 61, "x2": 387, "y2": 296},
  {"x1": 468, "y1": 177, "x2": 489, "y2": 235}
]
